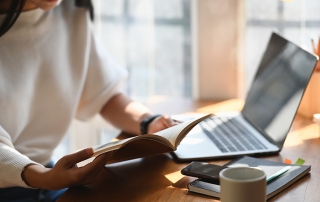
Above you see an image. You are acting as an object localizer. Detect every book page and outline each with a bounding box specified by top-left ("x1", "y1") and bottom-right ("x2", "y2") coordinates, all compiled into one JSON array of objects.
[
  {"x1": 227, "y1": 156, "x2": 291, "y2": 181},
  {"x1": 154, "y1": 114, "x2": 211, "y2": 148},
  {"x1": 154, "y1": 121, "x2": 191, "y2": 146},
  {"x1": 92, "y1": 137, "x2": 135, "y2": 157},
  {"x1": 92, "y1": 134, "x2": 173, "y2": 157}
]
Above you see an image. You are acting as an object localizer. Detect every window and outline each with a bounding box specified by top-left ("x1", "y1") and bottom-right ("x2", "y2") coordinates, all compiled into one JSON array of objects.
[
  {"x1": 245, "y1": 0, "x2": 320, "y2": 90},
  {"x1": 93, "y1": 0, "x2": 192, "y2": 99}
]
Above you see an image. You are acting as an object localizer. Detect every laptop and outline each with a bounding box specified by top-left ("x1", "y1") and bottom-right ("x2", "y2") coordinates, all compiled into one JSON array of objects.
[{"x1": 173, "y1": 32, "x2": 318, "y2": 161}]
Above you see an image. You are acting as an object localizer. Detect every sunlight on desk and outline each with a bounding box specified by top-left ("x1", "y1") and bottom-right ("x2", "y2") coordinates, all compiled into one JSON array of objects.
[
  {"x1": 164, "y1": 170, "x2": 184, "y2": 184},
  {"x1": 196, "y1": 99, "x2": 244, "y2": 114},
  {"x1": 285, "y1": 123, "x2": 320, "y2": 147}
]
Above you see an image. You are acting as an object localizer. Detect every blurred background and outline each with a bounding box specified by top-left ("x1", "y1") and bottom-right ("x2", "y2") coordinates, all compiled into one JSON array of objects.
[{"x1": 53, "y1": 0, "x2": 320, "y2": 161}]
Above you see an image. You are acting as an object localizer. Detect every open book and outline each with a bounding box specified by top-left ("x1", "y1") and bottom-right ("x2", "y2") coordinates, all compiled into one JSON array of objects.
[{"x1": 92, "y1": 113, "x2": 212, "y2": 164}]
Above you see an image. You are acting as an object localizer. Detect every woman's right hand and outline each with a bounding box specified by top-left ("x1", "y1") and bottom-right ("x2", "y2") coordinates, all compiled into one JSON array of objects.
[{"x1": 22, "y1": 148, "x2": 113, "y2": 190}]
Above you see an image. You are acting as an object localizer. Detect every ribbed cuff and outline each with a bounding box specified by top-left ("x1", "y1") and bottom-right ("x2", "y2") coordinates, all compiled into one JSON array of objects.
[{"x1": 0, "y1": 144, "x2": 42, "y2": 188}]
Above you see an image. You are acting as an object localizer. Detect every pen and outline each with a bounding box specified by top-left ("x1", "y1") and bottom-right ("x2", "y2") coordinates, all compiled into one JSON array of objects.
[{"x1": 266, "y1": 166, "x2": 291, "y2": 183}]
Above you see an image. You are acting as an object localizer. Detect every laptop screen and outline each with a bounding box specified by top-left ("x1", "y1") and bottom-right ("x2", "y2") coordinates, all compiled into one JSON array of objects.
[{"x1": 242, "y1": 32, "x2": 318, "y2": 149}]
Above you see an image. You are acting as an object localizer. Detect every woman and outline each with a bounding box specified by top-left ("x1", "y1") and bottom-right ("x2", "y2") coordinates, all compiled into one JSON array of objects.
[{"x1": 0, "y1": 0, "x2": 179, "y2": 201}]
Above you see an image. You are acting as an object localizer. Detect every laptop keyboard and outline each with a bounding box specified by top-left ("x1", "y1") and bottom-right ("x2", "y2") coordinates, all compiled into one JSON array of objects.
[{"x1": 200, "y1": 116, "x2": 267, "y2": 153}]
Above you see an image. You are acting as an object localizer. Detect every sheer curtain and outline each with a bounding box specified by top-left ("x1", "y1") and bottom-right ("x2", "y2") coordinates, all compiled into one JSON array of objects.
[
  {"x1": 93, "y1": 0, "x2": 192, "y2": 101},
  {"x1": 245, "y1": 0, "x2": 320, "y2": 91}
]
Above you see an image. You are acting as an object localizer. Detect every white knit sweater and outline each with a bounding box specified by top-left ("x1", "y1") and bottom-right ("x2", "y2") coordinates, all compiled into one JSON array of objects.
[{"x1": 0, "y1": 1, "x2": 127, "y2": 188}]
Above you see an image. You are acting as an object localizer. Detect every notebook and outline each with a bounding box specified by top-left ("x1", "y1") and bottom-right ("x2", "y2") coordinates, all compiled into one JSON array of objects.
[
  {"x1": 173, "y1": 32, "x2": 318, "y2": 161},
  {"x1": 187, "y1": 156, "x2": 311, "y2": 200}
]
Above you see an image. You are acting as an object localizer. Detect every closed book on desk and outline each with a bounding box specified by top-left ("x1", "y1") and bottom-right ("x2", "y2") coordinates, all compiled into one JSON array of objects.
[{"x1": 187, "y1": 156, "x2": 311, "y2": 200}]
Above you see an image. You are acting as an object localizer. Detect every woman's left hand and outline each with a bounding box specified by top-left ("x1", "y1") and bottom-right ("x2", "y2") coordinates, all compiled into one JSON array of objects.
[{"x1": 147, "y1": 115, "x2": 182, "y2": 134}]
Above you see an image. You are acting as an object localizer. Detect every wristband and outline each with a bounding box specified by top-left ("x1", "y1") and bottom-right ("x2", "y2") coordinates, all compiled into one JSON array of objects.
[{"x1": 140, "y1": 114, "x2": 161, "y2": 135}]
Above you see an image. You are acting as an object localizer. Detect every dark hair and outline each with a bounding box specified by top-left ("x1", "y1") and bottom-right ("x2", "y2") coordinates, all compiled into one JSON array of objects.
[
  {"x1": 75, "y1": 0, "x2": 94, "y2": 21},
  {"x1": 0, "y1": 0, "x2": 26, "y2": 37},
  {"x1": 0, "y1": 0, "x2": 94, "y2": 38}
]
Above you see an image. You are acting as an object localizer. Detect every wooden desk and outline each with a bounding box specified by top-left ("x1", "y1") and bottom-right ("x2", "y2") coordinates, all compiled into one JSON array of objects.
[{"x1": 58, "y1": 99, "x2": 320, "y2": 202}]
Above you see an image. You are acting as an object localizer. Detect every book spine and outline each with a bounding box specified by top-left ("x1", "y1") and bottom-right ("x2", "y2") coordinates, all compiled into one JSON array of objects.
[{"x1": 189, "y1": 179, "x2": 199, "y2": 186}]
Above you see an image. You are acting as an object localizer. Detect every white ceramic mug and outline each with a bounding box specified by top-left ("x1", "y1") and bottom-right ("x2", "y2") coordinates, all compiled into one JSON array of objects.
[{"x1": 219, "y1": 167, "x2": 266, "y2": 202}]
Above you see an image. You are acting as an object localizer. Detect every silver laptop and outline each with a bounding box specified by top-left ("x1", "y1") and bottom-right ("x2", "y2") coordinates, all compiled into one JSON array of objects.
[{"x1": 173, "y1": 32, "x2": 318, "y2": 161}]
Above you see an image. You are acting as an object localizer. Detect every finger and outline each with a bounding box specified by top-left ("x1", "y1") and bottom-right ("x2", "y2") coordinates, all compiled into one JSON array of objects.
[
  {"x1": 78, "y1": 151, "x2": 114, "y2": 174},
  {"x1": 70, "y1": 151, "x2": 114, "y2": 185},
  {"x1": 93, "y1": 151, "x2": 114, "y2": 167},
  {"x1": 61, "y1": 148, "x2": 94, "y2": 168},
  {"x1": 162, "y1": 115, "x2": 177, "y2": 127},
  {"x1": 172, "y1": 119, "x2": 183, "y2": 124}
]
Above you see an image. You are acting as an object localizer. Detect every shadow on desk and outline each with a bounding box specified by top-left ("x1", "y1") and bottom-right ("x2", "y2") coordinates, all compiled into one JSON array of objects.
[{"x1": 59, "y1": 154, "x2": 193, "y2": 202}]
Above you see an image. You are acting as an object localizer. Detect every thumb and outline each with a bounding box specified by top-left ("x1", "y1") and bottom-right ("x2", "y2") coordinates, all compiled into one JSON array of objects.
[{"x1": 61, "y1": 148, "x2": 94, "y2": 168}]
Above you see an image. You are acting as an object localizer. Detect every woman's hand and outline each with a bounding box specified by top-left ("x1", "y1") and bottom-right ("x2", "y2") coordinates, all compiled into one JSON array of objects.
[
  {"x1": 22, "y1": 148, "x2": 113, "y2": 190},
  {"x1": 147, "y1": 115, "x2": 182, "y2": 134}
]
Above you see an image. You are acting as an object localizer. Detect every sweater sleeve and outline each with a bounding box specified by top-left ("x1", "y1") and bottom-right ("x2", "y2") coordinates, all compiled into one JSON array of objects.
[{"x1": 0, "y1": 126, "x2": 42, "y2": 188}]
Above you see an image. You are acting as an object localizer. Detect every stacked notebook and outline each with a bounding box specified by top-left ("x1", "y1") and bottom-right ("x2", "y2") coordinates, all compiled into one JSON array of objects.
[{"x1": 187, "y1": 156, "x2": 311, "y2": 200}]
